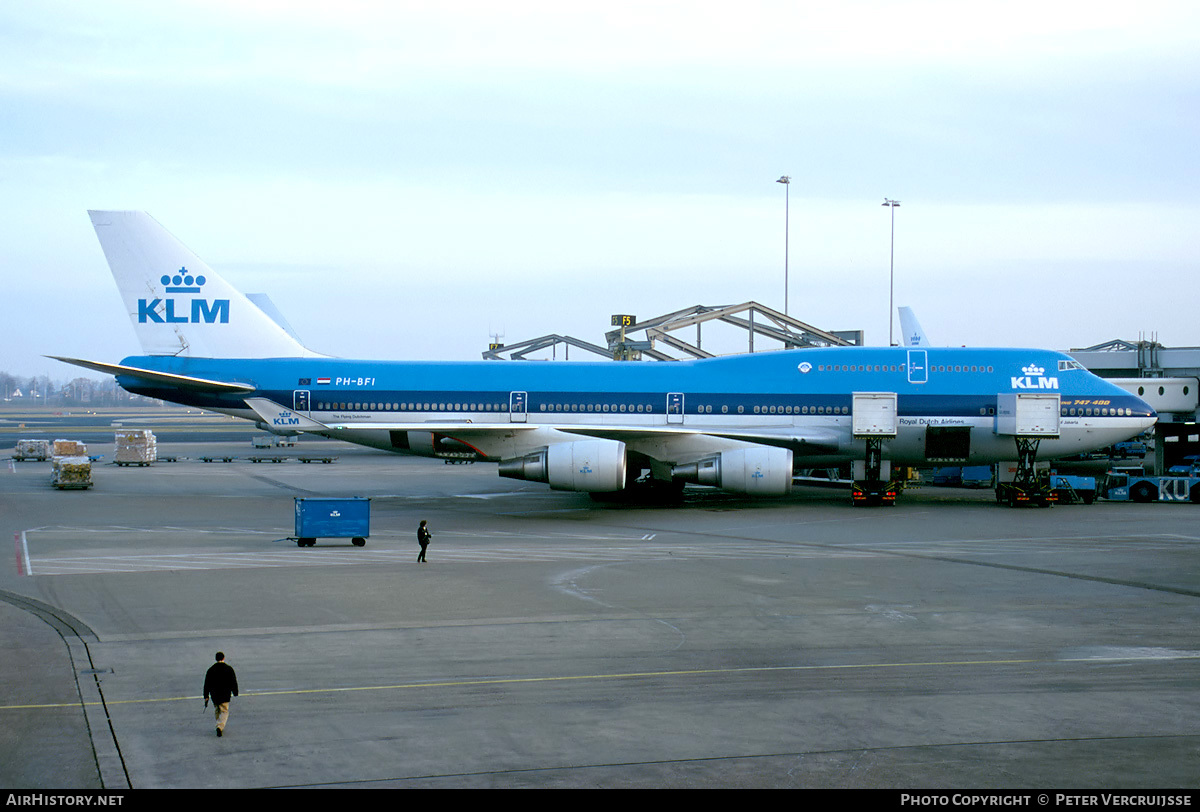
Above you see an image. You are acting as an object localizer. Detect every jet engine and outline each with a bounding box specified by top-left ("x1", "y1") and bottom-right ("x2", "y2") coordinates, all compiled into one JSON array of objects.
[
  {"x1": 498, "y1": 440, "x2": 627, "y2": 492},
  {"x1": 672, "y1": 447, "x2": 794, "y2": 496}
]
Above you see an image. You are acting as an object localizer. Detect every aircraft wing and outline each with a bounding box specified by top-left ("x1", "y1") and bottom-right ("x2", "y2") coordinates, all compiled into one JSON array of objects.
[
  {"x1": 48, "y1": 356, "x2": 257, "y2": 394},
  {"x1": 243, "y1": 398, "x2": 540, "y2": 434},
  {"x1": 558, "y1": 425, "x2": 844, "y2": 455},
  {"x1": 243, "y1": 399, "x2": 840, "y2": 455}
]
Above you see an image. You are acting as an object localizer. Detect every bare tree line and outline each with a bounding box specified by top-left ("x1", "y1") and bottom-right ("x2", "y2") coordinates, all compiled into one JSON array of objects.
[{"x1": 0, "y1": 371, "x2": 151, "y2": 407}]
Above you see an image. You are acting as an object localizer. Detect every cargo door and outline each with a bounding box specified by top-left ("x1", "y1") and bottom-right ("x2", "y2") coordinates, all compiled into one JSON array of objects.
[{"x1": 925, "y1": 426, "x2": 971, "y2": 461}]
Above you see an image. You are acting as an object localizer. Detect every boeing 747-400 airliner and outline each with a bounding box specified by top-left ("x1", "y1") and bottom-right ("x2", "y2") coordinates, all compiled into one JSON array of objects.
[{"x1": 52, "y1": 211, "x2": 1156, "y2": 505}]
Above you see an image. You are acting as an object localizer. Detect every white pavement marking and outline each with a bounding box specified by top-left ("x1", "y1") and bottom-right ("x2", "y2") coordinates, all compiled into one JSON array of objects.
[
  {"x1": 21, "y1": 532, "x2": 879, "y2": 576},
  {"x1": 21, "y1": 528, "x2": 1195, "y2": 577}
]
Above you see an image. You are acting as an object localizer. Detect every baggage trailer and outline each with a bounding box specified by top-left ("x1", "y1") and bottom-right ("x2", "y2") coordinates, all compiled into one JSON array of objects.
[{"x1": 292, "y1": 497, "x2": 370, "y2": 547}]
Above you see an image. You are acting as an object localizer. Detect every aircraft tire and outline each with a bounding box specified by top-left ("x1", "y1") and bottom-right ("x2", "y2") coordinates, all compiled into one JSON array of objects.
[{"x1": 352, "y1": 537, "x2": 366, "y2": 547}]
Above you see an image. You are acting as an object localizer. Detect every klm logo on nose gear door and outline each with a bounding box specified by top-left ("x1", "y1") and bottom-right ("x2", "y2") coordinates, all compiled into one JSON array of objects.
[{"x1": 137, "y1": 267, "x2": 230, "y2": 324}]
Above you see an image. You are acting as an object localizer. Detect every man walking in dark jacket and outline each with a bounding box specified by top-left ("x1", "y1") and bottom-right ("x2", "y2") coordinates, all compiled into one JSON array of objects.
[{"x1": 203, "y1": 651, "x2": 239, "y2": 737}]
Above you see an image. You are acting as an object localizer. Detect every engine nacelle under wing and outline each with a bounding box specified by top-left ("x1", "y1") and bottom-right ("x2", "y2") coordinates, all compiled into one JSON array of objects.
[
  {"x1": 673, "y1": 447, "x2": 794, "y2": 496},
  {"x1": 498, "y1": 440, "x2": 627, "y2": 492}
]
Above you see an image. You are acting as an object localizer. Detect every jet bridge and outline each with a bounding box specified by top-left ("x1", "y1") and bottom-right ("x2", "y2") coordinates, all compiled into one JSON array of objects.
[
  {"x1": 482, "y1": 301, "x2": 861, "y2": 361},
  {"x1": 481, "y1": 334, "x2": 611, "y2": 361},
  {"x1": 604, "y1": 302, "x2": 860, "y2": 361}
]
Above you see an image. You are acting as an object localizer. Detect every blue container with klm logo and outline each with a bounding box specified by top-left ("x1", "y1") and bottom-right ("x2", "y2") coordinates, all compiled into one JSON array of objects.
[{"x1": 294, "y1": 497, "x2": 370, "y2": 546}]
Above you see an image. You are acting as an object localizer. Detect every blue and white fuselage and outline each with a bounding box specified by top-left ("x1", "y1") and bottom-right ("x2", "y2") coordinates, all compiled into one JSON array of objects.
[{"x1": 54, "y1": 211, "x2": 1156, "y2": 499}]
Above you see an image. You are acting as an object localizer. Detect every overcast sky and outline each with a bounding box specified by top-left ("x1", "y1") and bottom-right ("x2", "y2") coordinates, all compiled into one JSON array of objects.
[{"x1": 2, "y1": 0, "x2": 1197, "y2": 379}]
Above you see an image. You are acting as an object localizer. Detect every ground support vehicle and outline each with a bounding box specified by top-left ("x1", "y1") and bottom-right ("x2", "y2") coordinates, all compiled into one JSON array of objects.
[
  {"x1": 995, "y1": 460, "x2": 1056, "y2": 507},
  {"x1": 995, "y1": 476, "x2": 1056, "y2": 507},
  {"x1": 850, "y1": 392, "x2": 901, "y2": 507},
  {"x1": 1112, "y1": 440, "x2": 1147, "y2": 459},
  {"x1": 1049, "y1": 473, "x2": 1097, "y2": 505},
  {"x1": 851, "y1": 474, "x2": 900, "y2": 506},
  {"x1": 1102, "y1": 464, "x2": 1200, "y2": 504}
]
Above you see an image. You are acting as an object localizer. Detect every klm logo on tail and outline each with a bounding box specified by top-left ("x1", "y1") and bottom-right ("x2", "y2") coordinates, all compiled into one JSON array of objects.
[{"x1": 138, "y1": 267, "x2": 229, "y2": 324}]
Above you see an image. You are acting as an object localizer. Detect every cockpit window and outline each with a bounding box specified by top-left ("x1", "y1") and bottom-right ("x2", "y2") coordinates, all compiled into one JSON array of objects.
[{"x1": 1058, "y1": 359, "x2": 1084, "y2": 371}]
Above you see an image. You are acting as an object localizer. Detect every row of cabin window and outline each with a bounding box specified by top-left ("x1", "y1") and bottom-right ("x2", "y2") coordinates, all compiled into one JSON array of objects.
[
  {"x1": 536, "y1": 403, "x2": 852, "y2": 415},
  {"x1": 317, "y1": 401, "x2": 510, "y2": 412},
  {"x1": 816, "y1": 364, "x2": 996, "y2": 374},
  {"x1": 932, "y1": 365, "x2": 994, "y2": 373},
  {"x1": 314, "y1": 401, "x2": 1138, "y2": 419},
  {"x1": 315, "y1": 401, "x2": 852, "y2": 415},
  {"x1": 1063, "y1": 406, "x2": 1136, "y2": 417}
]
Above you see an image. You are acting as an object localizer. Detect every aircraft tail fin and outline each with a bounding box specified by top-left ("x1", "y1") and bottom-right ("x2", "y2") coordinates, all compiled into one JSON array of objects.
[
  {"x1": 87, "y1": 211, "x2": 316, "y2": 359},
  {"x1": 897, "y1": 306, "x2": 931, "y2": 347}
]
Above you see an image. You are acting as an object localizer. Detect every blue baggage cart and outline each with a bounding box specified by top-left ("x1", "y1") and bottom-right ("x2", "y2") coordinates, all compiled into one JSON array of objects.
[{"x1": 292, "y1": 497, "x2": 370, "y2": 547}]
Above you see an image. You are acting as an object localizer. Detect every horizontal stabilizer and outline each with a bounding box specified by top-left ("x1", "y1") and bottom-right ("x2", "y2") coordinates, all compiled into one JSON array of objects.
[
  {"x1": 48, "y1": 356, "x2": 257, "y2": 394},
  {"x1": 244, "y1": 398, "x2": 332, "y2": 432}
]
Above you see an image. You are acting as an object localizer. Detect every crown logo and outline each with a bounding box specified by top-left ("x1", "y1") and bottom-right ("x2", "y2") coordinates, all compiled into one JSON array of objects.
[
  {"x1": 161, "y1": 266, "x2": 207, "y2": 293},
  {"x1": 1022, "y1": 364, "x2": 1044, "y2": 377}
]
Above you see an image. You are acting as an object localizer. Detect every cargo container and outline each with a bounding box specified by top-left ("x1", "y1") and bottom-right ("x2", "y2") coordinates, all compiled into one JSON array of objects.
[
  {"x1": 995, "y1": 393, "x2": 1060, "y2": 437},
  {"x1": 114, "y1": 429, "x2": 157, "y2": 466},
  {"x1": 51, "y1": 456, "x2": 93, "y2": 489},
  {"x1": 14, "y1": 439, "x2": 51, "y2": 461},
  {"x1": 292, "y1": 497, "x2": 370, "y2": 546}
]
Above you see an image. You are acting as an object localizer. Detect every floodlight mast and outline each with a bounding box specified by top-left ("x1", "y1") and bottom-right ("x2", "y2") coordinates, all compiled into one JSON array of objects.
[
  {"x1": 777, "y1": 175, "x2": 791, "y2": 316},
  {"x1": 881, "y1": 198, "x2": 901, "y2": 346}
]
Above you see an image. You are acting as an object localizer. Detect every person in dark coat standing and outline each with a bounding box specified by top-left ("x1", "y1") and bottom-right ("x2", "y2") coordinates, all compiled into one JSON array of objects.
[
  {"x1": 417, "y1": 519, "x2": 431, "y2": 563},
  {"x1": 203, "y1": 651, "x2": 239, "y2": 737}
]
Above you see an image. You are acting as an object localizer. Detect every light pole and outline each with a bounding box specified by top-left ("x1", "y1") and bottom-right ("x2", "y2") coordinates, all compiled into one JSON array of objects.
[
  {"x1": 777, "y1": 175, "x2": 791, "y2": 316},
  {"x1": 881, "y1": 198, "x2": 900, "y2": 346}
]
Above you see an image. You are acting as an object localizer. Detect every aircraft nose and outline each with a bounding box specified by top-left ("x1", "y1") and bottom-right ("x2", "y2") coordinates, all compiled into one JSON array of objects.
[{"x1": 1125, "y1": 389, "x2": 1157, "y2": 424}]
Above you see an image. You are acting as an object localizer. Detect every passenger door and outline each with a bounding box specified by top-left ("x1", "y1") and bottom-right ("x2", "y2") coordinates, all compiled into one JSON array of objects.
[{"x1": 667, "y1": 392, "x2": 685, "y2": 424}]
